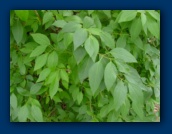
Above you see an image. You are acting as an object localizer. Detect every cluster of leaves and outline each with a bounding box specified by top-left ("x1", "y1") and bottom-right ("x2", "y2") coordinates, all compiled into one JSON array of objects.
[{"x1": 10, "y1": 10, "x2": 160, "y2": 122}]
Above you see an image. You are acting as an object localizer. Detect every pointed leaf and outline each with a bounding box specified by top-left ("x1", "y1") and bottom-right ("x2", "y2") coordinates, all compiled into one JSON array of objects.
[
  {"x1": 30, "y1": 45, "x2": 47, "y2": 57},
  {"x1": 130, "y1": 18, "x2": 142, "y2": 39},
  {"x1": 49, "y1": 75, "x2": 59, "y2": 99},
  {"x1": 118, "y1": 10, "x2": 137, "y2": 23},
  {"x1": 43, "y1": 12, "x2": 53, "y2": 25},
  {"x1": 141, "y1": 13, "x2": 147, "y2": 26},
  {"x1": 73, "y1": 28, "x2": 88, "y2": 50},
  {"x1": 10, "y1": 93, "x2": 17, "y2": 109},
  {"x1": 111, "y1": 48, "x2": 137, "y2": 63},
  {"x1": 104, "y1": 62, "x2": 117, "y2": 91},
  {"x1": 37, "y1": 68, "x2": 51, "y2": 82},
  {"x1": 62, "y1": 22, "x2": 81, "y2": 33},
  {"x1": 77, "y1": 92, "x2": 83, "y2": 105},
  {"x1": 47, "y1": 51, "x2": 58, "y2": 69},
  {"x1": 52, "y1": 20, "x2": 67, "y2": 28},
  {"x1": 83, "y1": 16, "x2": 94, "y2": 28},
  {"x1": 18, "y1": 105, "x2": 29, "y2": 122},
  {"x1": 30, "y1": 83, "x2": 42, "y2": 95},
  {"x1": 34, "y1": 53, "x2": 48, "y2": 71},
  {"x1": 89, "y1": 61, "x2": 104, "y2": 95},
  {"x1": 74, "y1": 47, "x2": 86, "y2": 64},
  {"x1": 31, "y1": 33, "x2": 50, "y2": 46},
  {"x1": 100, "y1": 32, "x2": 115, "y2": 49},
  {"x1": 15, "y1": 10, "x2": 29, "y2": 21},
  {"x1": 31, "y1": 105, "x2": 43, "y2": 122}
]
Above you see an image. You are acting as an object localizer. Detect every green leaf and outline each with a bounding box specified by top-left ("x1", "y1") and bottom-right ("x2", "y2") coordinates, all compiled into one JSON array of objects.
[
  {"x1": 130, "y1": 18, "x2": 142, "y2": 39},
  {"x1": 147, "y1": 16, "x2": 160, "y2": 39},
  {"x1": 118, "y1": 10, "x2": 137, "y2": 23},
  {"x1": 77, "y1": 92, "x2": 83, "y2": 105},
  {"x1": 60, "y1": 69, "x2": 69, "y2": 82},
  {"x1": 30, "y1": 45, "x2": 47, "y2": 57},
  {"x1": 34, "y1": 53, "x2": 48, "y2": 71},
  {"x1": 100, "y1": 31, "x2": 115, "y2": 49},
  {"x1": 83, "y1": 16, "x2": 94, "y2": 28},
  {"x1": 31, "y1": 105, "x2": 43, "y2": 122},
  {"x1": 141, "y1": 13, "x2": 147, "y2": 26},
  {"x1": 73, "y1": 28, "x2": 88, "y2": 50},
  {"x1": 113, "y1": 80, "x2": 127, "y2": 111},
  {"x1": 62, "y1": 22, "x2": 82, "y2": 33},
  {"x1": 104, "y1": 62, "x2": 117, "y2": 91},
  {"x1": 84, "y1": 35, "x2": 99, "y2": 61},
  {"x1": 49, "y1": 75, "x2": 59, "y2": 99},
  {"x1": 10, "y1": 93, "x2": 17, "y2": 109},
  {"x1": 15, "y1": 10, "x2": 29, "y2": 21},
  {"x1": 63, "y1": 33, "x2": 73, "y2": 47},
  {"x1": 43, "y1": 12, "x2": 53, "y2": 25},
  {"x1": 11, "y1": 21, "x2": 23, "y2": 44},
  {"x1": 37, "y1": 68, "x2": 51, "y2": 82},
  {"x1": 52, "y1": 20, "x2": 67, "y2": 28},
  {"x1": 111, "y1": 48, "x2": 137, "y2": 63},
  {"x1": 31, "y1": 33, "x2": 50, "y2": 46},
  {"x1": 147, "y1": 10, "x2": 160, "y2": 21},
  {"x1": 47, "y1": 51, "x2": 58, "y2": 69},
  {"x1": 116, "y1": 35, "x2": 126, "y2": 48},
  {"x1": 89, "y1": 60, "x2": 104, "y2": 95},
  {"x1": 30, "y1": 83, "x2": 42, "y2": 95},
  {"x1": 88, "y1": 28, "x2": 101, "y2": 36},
  {"x1": 74, "y1": 47, "x2": 86, "y2": 64},
  {"x1": 18, "y1": 105, "x2": 29, "y2": 122},
  {"x1": 78, "y1": 56, "x2": 94, "y2": 83}
]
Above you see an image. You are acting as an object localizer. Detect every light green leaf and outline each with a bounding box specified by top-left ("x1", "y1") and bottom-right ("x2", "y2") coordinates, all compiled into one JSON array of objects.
[
  {"x1": 15, "y1": 10, "x2": 29, "y2": 21},
  {"x1": 118, "y1": 10, "x2": 137, "y2": 23},
  {"x1": 10, "y1": 93, "x2": 17, "y2": 109},
  {"x1": 30, "y1": 45, "x2": 47, "y2": 57},
  {"x1": 52, "y1": 20, "x2": 67, "y2": 28},
  {"x1": 34, "y1": 53, "x2": 48, "y2": 71},
  {"x1": 60, "y1": 69, "x2": 69, "y2": 82},
  {"x1": 31, "y1": 33, "x2": 50, "y2": 46},
  {"x1": 65, "y1": 15, "x2": 82, "y2": 23},
  {"x1": 62, "y1": 22, "x2": 81, "y2": 33},
  {"x1": 77, "y1": 92, "x2": 83, "y2": 105},
  {"x1": 17, "y1": 56, "x2": 26, "y2": 75},
  {"x1": 100, "y1": 31, "x2": 115, "y2": 49},
  {"x1": 47, "y1": 51, "x2": 58, "y2": 69},
  {"x1": 104, "y1": 62, "x2": 117, "y2": 91},
  {"x1": 70, "y1": 85, "x2": 79, "y2": 101},
  {"x1": 147, "y1": 16, "x2": 160, "y2": 39},
  {"x1": 30, "y1": 83, "x2": 42, "y2": 95},
  {"x1": 132, "y1": 101, "x2": 144, "y2": 119},
  {"x1": 113, "y1": 80, "x2": 127, "y2": 111},
  {"x1": 84, "y1": 35, "x2": 99, "y2": 61},
  {"x1": 141, "y1": 13, "x2": 147, "y2": 26},
  {"x1": 37, "y1": 68, "x2": 51, "y2": 82},
  {"x1": 147, "y1": 10, "x2": 160, "y2": 21},
  {"x1": 18, "y1": 105, "x2": 29, "y2": 122},
  {"x1": 11, "y1": 21, "x2": 23, "y2": 44},
  {"x1": 63, "y1": 33, "x2": 73, "y2": 47},
  {"x1": 89, "y1": 60, "x2": 104, "y2": 95},
  {"x1": 74, "y1": 47, "x2": 86, "y2": 65},
  {"x1": 78, "y1": 56, "x2": 94, "y2": 83},
  {"x1": 49, "y1": 75, "x2": 59, "y2": 99},
  {"x1": 83, "y1": 16, "x2": 94, "y2": 28},
  {"x1": 88, "y1": 28, "x2": 101, "y2": 36},
  {"x1": 116, "y1": 36, "x2": 126, "y2": 48},
  {"x1": 73, "y1": 28, "x2": 88, "y2": 50},
  {"x1": 130, "y1": 18, "x2": 142, "y2": 39},
  {"x1": 31, "y1": 105, "x2": 43, "y2": 122},
  {"x1": 43, "y1": 12, "x2": 53, "y2": 25},
  {"x1": 111, "y1": 48, "x2": 137, "y2": 63}
]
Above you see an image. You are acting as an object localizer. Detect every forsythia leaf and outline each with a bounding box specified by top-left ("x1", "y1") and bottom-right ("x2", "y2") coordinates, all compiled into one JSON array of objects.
[
  {"x1": 113, "y1": 80, "x2": 127, "y2": 111},
  {"x1": 89, "y1": 60, "x2": 104, "y2": 95},
  {"x1": 34, "y1": 53, "x2": 48, "y2": 71},
  {"x1": 31, "y1": 33, "x2": 50, "y2": 46},
  {"x1": 111, "y1": 48, "x2": 137, "y2": 63},
  {"x1": 73, "y1": 28, "x2": 88, "y2": 50},
  {"x1": 104, "y1": 62, "x2": 117, "y2": 91}
]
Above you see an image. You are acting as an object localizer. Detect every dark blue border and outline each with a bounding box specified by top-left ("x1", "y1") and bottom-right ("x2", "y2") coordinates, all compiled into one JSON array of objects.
[{"x1": 0, "y1": 0, "x2": 171, "y2": 134}]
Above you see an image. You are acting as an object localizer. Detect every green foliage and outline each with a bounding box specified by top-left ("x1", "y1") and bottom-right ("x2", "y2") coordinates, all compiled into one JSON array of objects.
[{"x1": 10, "y1": 10, "x2": 160, "y2": 122}]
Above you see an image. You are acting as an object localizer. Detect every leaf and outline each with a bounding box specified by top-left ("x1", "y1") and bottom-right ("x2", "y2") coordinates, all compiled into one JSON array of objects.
[
  {"x1": 47, "y1": 51, "x2": 58, "y2": 69},
  {"x1": 37, "y1": 68, "x2": 51, "y2": 82},
  {"x1": 116, "y1": 35, "x2": 126, "y2": 48},
  {"x1": 118, "y1": 10, "x2": 137, "y2": 23},
  {"x1": 11, "y1": 21, "x2": 23, "y2": 44},
  {"x1": 15, "y1": 10, "x2": 29, "y2": 21},
  {"x1": 104, "y1": 62, "x2": 117, "y2": 91},
  {"x1": 89, "y1": 60, "x2": 104, "y2": 95},
  {"x1": 34, "y1": 53, "x2": 48, "y2": 71},
  {"x1": 10, "y1": 93, "x2": 17, "y2": 109},
  {"x1": 31, "y1": 105, "x2": 43, "y2": 122},
  {"x1": 147, "y1": 16, "x2": 160, "y2": 39},
  {"x1": 78, "y1": 56, "x2": 94, "y2": 83},
  {"x1": 83, "y1": 16, "x2": 94, "y2": 28},
  {"x1": 18, "y1": 105, "x2": 28, "y2": 122},
  {"x1": 73, "y1": 28, "x2": 88, "y2": 50},
  {"x1": 62, "y1": 22, "x2": 81, "y2": 33},
  {"x1": 141, "y1": 13, "x2": 147, "y2": 26},
  {"x1": 110, "y1": 48, "x2": 137, "y2": 63},
  {"x1": 88, "y1": 28, "x2": 101, "y2": 36},
  {"x1": 63, "y1": 33, "x2": 73, "y2": 47},
  {"x1": 84, "y1": 35, "x2": 99, "y2": 61},
  {"x1": 60, "y1": 69, "x2": 69, "y2": 82},
  {"x1": 31, "y1": 33, "x2": 50, "y2": 46},
  {"x1": 52, "y1": 20, "x2": 67, "y2": 28},
  {"x1": 130, "y1": 18, "x2": 142, "y2": 39},
  {"x1": 113, "y1": 80, "x2": 127, "y2": 111},
  {"x1": 77, "y1": 92, "x2": 83, "y2": 105},
  {"x1": 43, "y1": 12, "x2": 53, "y2": 25},
  {"x1": 30, "y1": 45, "x2": 47, "y2": 57},
  {"x1": 100, "y1": 32, "x2": 115, "y2": 49},
  {"x1": 49, "y1": 75, "x2": 59, "y2": 99},
  {"x1": 30, "y1": 83, "x2": 42, "y2": 95},
  {"x1": 74, "y1": 47, "x2": 86, "y2": 64},
  {"x1": 147, "y1": 10, "x2": 160, "y2": 21},
  {"x1": 132, "y1": 101, "x2": 144, "y2": 119}
]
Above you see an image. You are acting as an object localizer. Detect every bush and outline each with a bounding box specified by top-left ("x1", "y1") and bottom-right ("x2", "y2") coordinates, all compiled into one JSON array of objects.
[{"x1": 10, "y1": 10, "x2": 160, "y2": 122}]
